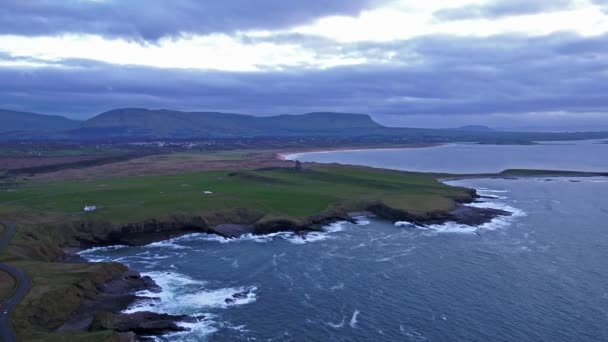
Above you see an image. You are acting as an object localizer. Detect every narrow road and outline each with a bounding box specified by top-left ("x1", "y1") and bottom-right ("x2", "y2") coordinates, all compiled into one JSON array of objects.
[{"x1": 0, "y1": 222, "x2": 29, "y2": 342}]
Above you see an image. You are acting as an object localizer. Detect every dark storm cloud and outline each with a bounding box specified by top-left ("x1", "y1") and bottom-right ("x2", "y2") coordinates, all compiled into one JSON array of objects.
[
  {"x1": 434, "y1": 0, "x2": 575, "y2": 21},
  {"x1": 0, "y1": 0, "x2": 382, "y2": 41},
  {"x1": 1, "y1": 32, "x2": 608, "y2": 129}
]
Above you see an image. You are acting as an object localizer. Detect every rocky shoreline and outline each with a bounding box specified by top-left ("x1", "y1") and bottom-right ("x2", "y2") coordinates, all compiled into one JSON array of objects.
[{"x1": 57, "y1": 187, "x2": 508, "y2": 340}]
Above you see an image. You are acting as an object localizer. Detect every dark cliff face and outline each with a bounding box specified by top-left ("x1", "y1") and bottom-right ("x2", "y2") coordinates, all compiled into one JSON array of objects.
[{"x1": 65, "y1": 188, "x2": 490, "y2": 249}]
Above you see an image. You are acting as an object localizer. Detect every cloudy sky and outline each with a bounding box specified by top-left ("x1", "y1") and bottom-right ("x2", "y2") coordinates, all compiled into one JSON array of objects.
[{"x1": 2, "y1": 0, "x2": 608, "y2": 131}]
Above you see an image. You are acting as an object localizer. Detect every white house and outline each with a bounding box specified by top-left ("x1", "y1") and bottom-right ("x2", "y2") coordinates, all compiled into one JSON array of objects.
[{"x1": 84, "y1": 205, "x2": 97, "y2": 212}]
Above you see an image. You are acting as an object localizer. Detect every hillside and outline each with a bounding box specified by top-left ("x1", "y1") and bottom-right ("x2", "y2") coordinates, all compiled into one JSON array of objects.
[{"x1": 0, "y1": 109, "x2": 79, "y2": 133}]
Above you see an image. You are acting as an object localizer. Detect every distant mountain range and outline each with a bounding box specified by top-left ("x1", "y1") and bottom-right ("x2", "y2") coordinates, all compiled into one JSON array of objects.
[
  {"x1": 455, "y1": 125, "x2": 495, "y2": 132},
  {"x1": 1, "y1": 108, "x2": 607, "y2": 143},
  {"x1": 0, "y1": 109, "x2": 79, "y2": 133}
]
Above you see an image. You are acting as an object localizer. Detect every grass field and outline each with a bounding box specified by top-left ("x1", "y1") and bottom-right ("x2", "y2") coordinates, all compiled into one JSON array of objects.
[{"x1": 0, "y1": 165, "x2": 467, "y2": 224}]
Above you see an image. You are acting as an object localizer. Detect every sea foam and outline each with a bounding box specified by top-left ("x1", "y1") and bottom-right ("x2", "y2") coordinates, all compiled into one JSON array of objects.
[{"x1": 395, "y1": 189, "x2": 525, "y2": 235}]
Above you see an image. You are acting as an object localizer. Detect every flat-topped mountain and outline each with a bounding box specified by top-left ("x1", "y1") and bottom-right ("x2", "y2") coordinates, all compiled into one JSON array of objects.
[{"x1": 73, "y1": 108, "x2": 383, "y2": 138}]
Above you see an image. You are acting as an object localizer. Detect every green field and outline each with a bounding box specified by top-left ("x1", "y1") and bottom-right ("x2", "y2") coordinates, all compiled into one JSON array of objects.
[{"x1": 0, "y1": 165, "x2": 468, "y2": 224}]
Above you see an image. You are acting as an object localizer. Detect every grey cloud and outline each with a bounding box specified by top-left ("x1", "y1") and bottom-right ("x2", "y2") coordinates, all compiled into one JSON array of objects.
[
  {"x1": 0, "y1": 0, "x2": 383, "y2": 41},
  {"x1": 594, "y1": 0, "x2": 608, "y2": 12},
  {"x1": 1, "y1": 33, "x2": 608, "y2": 130},
  {"x1": 434, "y1": 0, "x2": 575, "y2": 21}
]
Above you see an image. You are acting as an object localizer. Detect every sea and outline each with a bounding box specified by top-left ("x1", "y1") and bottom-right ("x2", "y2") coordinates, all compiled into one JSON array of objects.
[{"x1": 81, "y1": 139, "x2": 608, "y2": 341}]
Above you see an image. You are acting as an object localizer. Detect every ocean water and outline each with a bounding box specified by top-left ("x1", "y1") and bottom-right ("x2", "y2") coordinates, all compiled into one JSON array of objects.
[
  {"x1": 286, "y1": 139, "x2": 608, "y2": 174},
  {"x1": 82, "y1": 142, "x2": 608, "y2": 341}
]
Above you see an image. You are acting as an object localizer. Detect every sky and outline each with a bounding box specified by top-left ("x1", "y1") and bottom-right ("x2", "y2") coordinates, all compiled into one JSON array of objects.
[{"x1": 1, "y1": 0, "x2": 608, "y2": 131}]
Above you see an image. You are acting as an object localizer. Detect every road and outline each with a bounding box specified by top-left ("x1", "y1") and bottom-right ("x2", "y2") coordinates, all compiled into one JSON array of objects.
[{"x1": 0, "y1": 222, "x2": 29, "y2": 342}]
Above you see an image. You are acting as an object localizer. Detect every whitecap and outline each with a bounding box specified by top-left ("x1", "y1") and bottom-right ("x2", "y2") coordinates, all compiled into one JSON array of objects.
[
  {"x1": 349, "y1": 310, "x2": 360, "y2": 328},
  {"x1": 324, "y1": 221, "x2": 347, "y2": 233},
  {"x1": 78, "y1": 245, "x2": 129, "y2": 261},
  {"x1": 165, "y1": 314, "x2": 219, "y2": 341},
  {"x1": 136, "y1": 221, "x2": 351, "y2": 249},
  {"x1": 397, "y1": 191, "x2": 526, "y2": 235},
  {"x1": 146, "y1": 240, "x2": 189, "y2": 250},
  {"x1": 286, "y1": 231, "x2": 332, "y2": 244},
  {"x1": 354, "y1": 216, "x2": 371, "y2": 226},
  {"x1": 330, "y1": 283, "x2": 345, "y2": 291},
  {"x1": 123, "y1": 270, "x2": 258, "y2": 316},
  {"x1": 394, "y1": 221, "x2": 415, "y2": 228},
  {"x1": 327, "y1": 317, "x2": 346, "y2": 329},
  {"x1": 178, "y1": 286, "x2": 258, "y2": 309}
]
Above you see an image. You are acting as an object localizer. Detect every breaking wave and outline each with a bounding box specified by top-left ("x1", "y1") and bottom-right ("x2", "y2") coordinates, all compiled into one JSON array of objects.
[{"x1": 395, "y1": 189, "x2": 525, "y2": 235}]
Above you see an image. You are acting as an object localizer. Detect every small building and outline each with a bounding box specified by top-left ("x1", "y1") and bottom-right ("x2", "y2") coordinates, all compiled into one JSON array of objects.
[{"x1": 84, "y1": 205, "x2": 97, "y2": 212}]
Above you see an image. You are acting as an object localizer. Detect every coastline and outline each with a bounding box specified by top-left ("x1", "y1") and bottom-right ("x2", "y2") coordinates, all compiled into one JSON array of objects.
[
  {"x1": 11, "y1": 146, "x2": 607, "y2": 340},
  {"x1": 275, "y1": 143, "x2": 442, "y2": 161},
  {"x1": 52, "y1": 156, "x2": 608, "y2": 340},
  {"x1": 64, "y1": 185, "x2": 504, "y2": 339}
]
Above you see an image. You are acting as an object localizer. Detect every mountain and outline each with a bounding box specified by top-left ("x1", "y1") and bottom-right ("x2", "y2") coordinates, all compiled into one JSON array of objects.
[
  {"x1": 455, "y1": 125, "x2": 495, "y2": 132},
  {"x1": 72, "y1": 108, "x2": 383, "y2": 138},
  {"x1": 0, "y1": 109, "x2": 79, "y2": 133},
  {"x1": 2, "y1": 107, "x2": 608, "y2": 143}
]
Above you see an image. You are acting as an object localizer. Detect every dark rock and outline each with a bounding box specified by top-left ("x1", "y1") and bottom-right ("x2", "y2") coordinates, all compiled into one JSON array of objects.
[
  {"x1": 369, "y1": 202, "x2": 510, "y2": 227},
  {"x1": 212, "y1": 224, "x2": 255, "y2": 238},
  {"x1": 449, "y1": 205, "x2": 510, "y2": 226},
  {"x1": 94, "y1": 311, "x2": 193, "y2": 336},
  {"x1": 56, "y1": 270, "x2": 163, "y2": 333},
  {"x1": 232, "y1": 292, "x2": 246, "y2": 299}
]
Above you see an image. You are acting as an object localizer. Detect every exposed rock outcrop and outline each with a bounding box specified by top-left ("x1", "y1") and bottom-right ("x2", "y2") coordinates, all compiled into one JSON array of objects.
[{"x1": 91, "y1": 311, "x2": 202, "y2": 336}]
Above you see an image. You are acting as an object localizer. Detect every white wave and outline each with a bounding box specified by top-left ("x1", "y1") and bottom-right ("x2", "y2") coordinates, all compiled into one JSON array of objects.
[
  {"x1": 468, "y1": 200, "x2": 527, "y2": 218},
  {"x1": 286, "y1": 231, "x2": 332, "y2": 244},
  {"x1": 146, "y1": 240, "x2": 189, "y2": 250},
  {"x1": 78, "y1": 245, "x2": 129, "y2": 261},
  {"x1": 353, "y1": 216, "x2": 371, "y2": 225},
  {"x1": 123, "y1": 271, "x2": 206, "y2": 313},
  {"x1": 477, "y1": 189, "x2": 509, "y2": 193},
  {"x1": 124, "y1": 270, "x2": 257, "y2": 316},
  {"x1": 178, "y1": 286, "x2": 258, "y2": 309},
  {"x1": 161, "y1": 221, "x2": 349, "y2": 246},
  {"x1": 327, "y1": 317, "x2": 346, "y2": 329},
  {"x1": 164, "y1": 314, "x2": 219, "y2": 341},
  {"x1": 325, "y1": 221, "x2": 347, "y2": 233},
  {"x1": 400, "y1": 325, "x2": 428, "y2": 340},
  {"x1": 395, "y1": 190, "x2": 526, "y2": 235},
  {"x1": 330, "y1": 283, "x2": 345, "y2": 291},
  {"x1": 349, "y1": 310, "x2": 360, "y2": 328}
]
